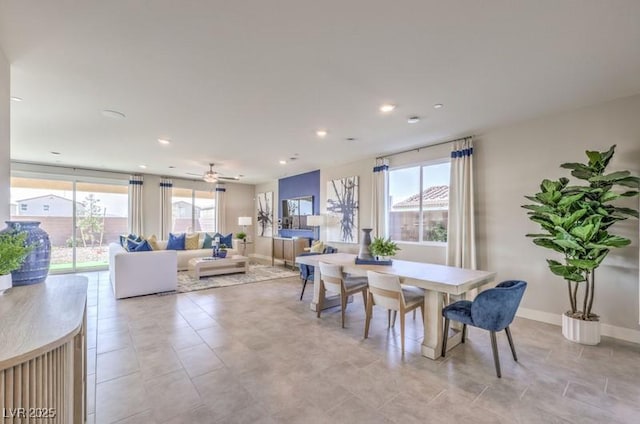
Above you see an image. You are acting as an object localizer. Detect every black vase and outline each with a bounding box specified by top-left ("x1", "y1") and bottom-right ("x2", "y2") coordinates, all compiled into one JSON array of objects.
[{"x1": 1, "y1": 221, "x2": 51, "y2": 285}]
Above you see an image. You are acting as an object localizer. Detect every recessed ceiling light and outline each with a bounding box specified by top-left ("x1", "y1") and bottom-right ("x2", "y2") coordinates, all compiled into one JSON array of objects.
[
  {"x1": 346, "y1": 137, "x2": 357, "y2": 142},
  {"x1": 316, "y1": 129, "x2": 328, "y2": 138},
  {"x1": 407, "y1": 116, "x2": 420, "y2": 124},
  {"x1": 10, "y1": 96, "x2": 23, "y2": 102},
  {"x1": 433, "y1": 103, "x2": 444, "y2": 109},
  {"x1": 102, "y1": 109, "x2": 126, "y2": 119},
  {"x1": 379, "y1": 104, "x2": 396, "y2": 113},
  {"x1": 158, "y1": 138, "x2": 171, "y2": 145},
  {"x1": 168, "y1": 166, "x2": 176, "y2": 169},
  {"x1": 50, "y1": 151, "x2": 61, "y2": 155},
  {"x1": 279, "y1": 160, "x2": 287, "y2": 165},
  {"x1": 139, "y1": 164, "x2": 147, "y2": 169}
]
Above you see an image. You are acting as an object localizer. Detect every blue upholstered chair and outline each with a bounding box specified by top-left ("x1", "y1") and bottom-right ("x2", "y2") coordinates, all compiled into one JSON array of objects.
[
  {"x1": 441, "y1": 280, "x2": 527, "y2": 378},
  {"x1": 298, "y1": 246, "x2": 337, "y2": 300}
]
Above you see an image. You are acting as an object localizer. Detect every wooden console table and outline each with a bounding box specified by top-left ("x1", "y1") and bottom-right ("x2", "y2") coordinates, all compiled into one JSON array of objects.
[
  {"x1": 0, "y1": 275, "x2": 88, "y2": 423},
  {"x1": 272, "y1": 237, "x2": 310, "y2": 268}
]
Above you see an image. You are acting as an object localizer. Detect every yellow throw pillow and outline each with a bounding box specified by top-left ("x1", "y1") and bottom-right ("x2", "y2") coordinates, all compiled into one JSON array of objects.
[
  {"x1": 310, "y1": 240, "x2": 324, "y2": 253},
  {"x1": 147, "y1": 235, "x2": 161, "y2": 251},
  {"x1": 185, "y1": 233, "x2": 200, "y2": 250}
]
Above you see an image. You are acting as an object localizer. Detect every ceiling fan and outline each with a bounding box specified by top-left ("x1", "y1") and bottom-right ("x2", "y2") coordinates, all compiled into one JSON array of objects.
[{"x1": 185, "y1": 163, "x2": 241, "y2": 182}]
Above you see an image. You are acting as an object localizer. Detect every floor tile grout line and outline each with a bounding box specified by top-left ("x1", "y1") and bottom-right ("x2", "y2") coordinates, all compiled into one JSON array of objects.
[
  {"x1": 562, "y1": 381, "x2": 571, "y2": 397},
  {"x1": 471, "y1": 385, "x2": 489, "y2": 404}
]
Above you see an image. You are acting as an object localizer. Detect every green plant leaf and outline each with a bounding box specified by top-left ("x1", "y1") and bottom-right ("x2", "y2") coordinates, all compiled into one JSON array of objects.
[
  {"x1": 612, "y1": 207, "x2": 639, "y2": 219},
  {"x1": 570, "y1": 224, "x2": 594, "y2": 242},
  {"x1": 590, "y1": 171, "x2": 631, "y2": 183},
  {"x1": 563, "y1": 209, "x2": 588, "y2": 228},
  {"x1": 593, "y1": 235, "x2": 631, "y2": 248},
  {"x1": 546, "y1": 260, "x2": 586, "y2": 282},
  {"x1": 533, "y1": 238, "x2": 565, "y2": 253},
  {"x1": 616, "y1": 176, "x2": 640, "y2": 188},
  {"x1": 585, "y1": 150, "x2": 602, "y2": 166},
  {"x1": 552, "y1": 238, "x2": 585, "y2": 252},
  {"x1": 619, "y1": 190, "x2": 639, "y2": 197},
  {"x1": 557, "y1": 193, "x2": 584, "y2": 209},
  {"x1": 567, "y1": 258, "x2": 597, "y2": 271},
  {"x1": 600, "y1": 145, "x2": 616, "y2": 168}
]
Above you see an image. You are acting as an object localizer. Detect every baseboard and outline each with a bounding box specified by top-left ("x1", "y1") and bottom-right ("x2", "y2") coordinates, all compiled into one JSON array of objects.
[{"x1": 517, "y1": 307, "x2": 640, "y2": 344}]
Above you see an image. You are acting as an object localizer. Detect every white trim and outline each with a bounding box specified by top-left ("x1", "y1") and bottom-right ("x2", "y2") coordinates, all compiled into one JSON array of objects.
[{"x1": 517, "y1": 307, "x2": 640, "y2": 344}]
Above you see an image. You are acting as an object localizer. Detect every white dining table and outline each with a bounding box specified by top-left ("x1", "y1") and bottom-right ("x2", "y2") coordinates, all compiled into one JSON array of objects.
[{"x1": 295, "y1": 253, "x2": 496, "y2": 359}]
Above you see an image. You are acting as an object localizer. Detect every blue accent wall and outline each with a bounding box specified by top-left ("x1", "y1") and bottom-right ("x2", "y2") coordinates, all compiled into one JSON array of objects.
[{"x1": 278, "y1": 170, "x2": 320, "y2": 238}]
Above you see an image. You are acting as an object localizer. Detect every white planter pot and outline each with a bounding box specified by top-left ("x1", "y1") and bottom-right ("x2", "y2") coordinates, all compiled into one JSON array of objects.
[
  {"x1": 0, "y1": 273, "x2": 12, "y2": 295},
  {"x1": 562, "y1": 313, "x2": 601, "y2": 345}
]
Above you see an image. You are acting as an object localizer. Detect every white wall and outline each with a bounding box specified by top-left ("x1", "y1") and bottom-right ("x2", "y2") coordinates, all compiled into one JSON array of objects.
[
  {"x1": 476, "y1": 94, "x2": 640, "y2": 332},
  {"x1": 0, "y1": 48, "x2": 9, "y2": 223}
]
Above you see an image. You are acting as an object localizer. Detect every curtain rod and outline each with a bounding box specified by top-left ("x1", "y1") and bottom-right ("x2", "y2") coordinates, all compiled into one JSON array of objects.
[{"x1": 376, "y1": 135, "x2": 472, "y2": 160}]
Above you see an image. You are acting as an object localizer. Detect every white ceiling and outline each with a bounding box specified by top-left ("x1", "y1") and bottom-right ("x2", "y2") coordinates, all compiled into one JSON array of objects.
[{"x1": 1, "y1": 0, "x2": 639, "y2": 184}]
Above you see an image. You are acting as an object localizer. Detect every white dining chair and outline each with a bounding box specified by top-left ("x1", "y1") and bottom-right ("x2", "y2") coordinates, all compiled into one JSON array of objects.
[
  {"x1": 364, "y1": 270, "x2": 425, "y2": 354},
  {"x1": 317, "y1": 262, "x2": 368, "y2": 328}
]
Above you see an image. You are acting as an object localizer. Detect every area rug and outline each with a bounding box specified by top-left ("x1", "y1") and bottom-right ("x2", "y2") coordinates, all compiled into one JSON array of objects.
[{"x1": 177, "y1": 264, "x2": 299, "y2": 293}]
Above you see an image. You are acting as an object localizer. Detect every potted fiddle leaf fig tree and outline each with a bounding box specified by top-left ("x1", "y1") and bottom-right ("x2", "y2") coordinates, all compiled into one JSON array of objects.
[
  {"x1": 0, "y1": 231, "x2": 33, "y2": 294},
  {"x1": 522, "y1": 145, "x2": 639, "y2": 345}
]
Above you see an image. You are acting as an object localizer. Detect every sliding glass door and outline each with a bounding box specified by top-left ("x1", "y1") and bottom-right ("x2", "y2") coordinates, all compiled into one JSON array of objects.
[
  {"x1": 75, "y1": 182, "x2": 128, "y2": 269},
  {"x1": 10, "y1": 176, "x2": 128, "y2": 272}
]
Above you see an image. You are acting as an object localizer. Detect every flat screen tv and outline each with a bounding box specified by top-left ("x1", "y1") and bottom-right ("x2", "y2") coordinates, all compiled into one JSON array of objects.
[{"x1": 281, "y1": 196, "x2": 314, "y2": 229}]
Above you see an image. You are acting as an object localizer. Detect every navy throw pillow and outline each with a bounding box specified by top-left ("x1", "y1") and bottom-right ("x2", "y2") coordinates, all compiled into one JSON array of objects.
[
  {"x1": 202, "y1": 233, "x2": 214, "y2": 249},
  {"x1": 126, "y1": 238, "x2": 141, "y2": 251},
  {"x1": 167, "y1": 233, "x2": 186, "y2": 250},
  {"x1": 119, "y1": 235, "x2": 127, "y2": 247},
  {"x1": 215, "y1": 233, "x2": 233, "y2": 249},
  {"x1": 132, "y1": 240, "x2": 153, "y2": 252}
]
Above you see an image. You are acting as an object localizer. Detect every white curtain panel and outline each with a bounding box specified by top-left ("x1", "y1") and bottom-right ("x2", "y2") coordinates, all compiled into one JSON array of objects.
[
  {"x1": 371, "y1": 158, "x2": 389, "y2": 238},
  {"x1": 216, "y1": 184, "x2": 226, "y2": 233},
  {"x1": 446, "y1": 138, "x2": 476, "y2": 269},
  {"x1": 160, "y1": 178, "x2": 173, "y2": 239},
  {"x1": 128, "y1": 175, "x2": 144, "y2": 235}
]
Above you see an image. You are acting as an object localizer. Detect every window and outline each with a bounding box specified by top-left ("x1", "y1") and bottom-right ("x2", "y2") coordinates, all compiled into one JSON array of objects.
[
  {"x1": 43, "y1": 205, "x2": 50, "y2": 211},
  {"x1": 172, "y1": 187, "x2": 216, "y2": 233},
  {"x1": 388, "y1": 161, "x2": 450, "y2": 243},
  {"x1": 20, "y1": 203, "x2": 27, "y2": 212}
]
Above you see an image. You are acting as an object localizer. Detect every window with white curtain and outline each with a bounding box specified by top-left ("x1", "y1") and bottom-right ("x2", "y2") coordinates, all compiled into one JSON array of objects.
[{"x1": 387, "y1": 160, "x2": 450, "y2": 243}]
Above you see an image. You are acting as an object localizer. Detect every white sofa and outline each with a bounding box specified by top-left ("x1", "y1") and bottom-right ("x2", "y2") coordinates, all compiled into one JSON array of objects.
[{"x1": 108, "y1": 240, "x2": 239, "y2": 299}]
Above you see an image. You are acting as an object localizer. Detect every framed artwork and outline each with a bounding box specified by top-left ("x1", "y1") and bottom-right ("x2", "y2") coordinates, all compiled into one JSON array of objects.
[
  {"x1": 327, "y1": 176, "x2": 359, "y2": 243},
  {"x1": 257, "y1": 191, "x2": 273, "y2": 237}
]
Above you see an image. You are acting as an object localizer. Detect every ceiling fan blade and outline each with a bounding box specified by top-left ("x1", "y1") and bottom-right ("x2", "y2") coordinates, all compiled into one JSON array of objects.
[
  {"x1": 218, "y1": 175, "x2": 241, "y2": 181},
  {"x1": 185, "y1": 172, "x2": 201, "y2": 176}
]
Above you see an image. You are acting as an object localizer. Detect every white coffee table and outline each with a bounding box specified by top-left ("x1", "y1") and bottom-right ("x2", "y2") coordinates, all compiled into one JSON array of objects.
[{"x1": 188, "y1": 255, "x2": 249, "y2": 279}]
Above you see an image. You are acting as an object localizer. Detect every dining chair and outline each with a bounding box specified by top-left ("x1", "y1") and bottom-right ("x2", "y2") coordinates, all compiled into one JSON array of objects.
[
  {"x1": 298, "y1": 246, "x2": 337, "y2": 300},
  {"x1": 317, "y1": 261, "x2": 368, "y2": 328},
  {"x1": 441, "y1": 280, "x2": 527, "y2": 378},
  {"x1": 364, "y1": 271, "x2": 425, "y2": 354}
]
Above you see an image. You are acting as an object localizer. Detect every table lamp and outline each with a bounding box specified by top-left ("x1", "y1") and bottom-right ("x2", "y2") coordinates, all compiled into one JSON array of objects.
[
  {"x1": 306, "y1": 215, "x2": 323, "y2": 241},
  {"x1": 238, "y1": 216, "x2": 252, "y2": 239}
]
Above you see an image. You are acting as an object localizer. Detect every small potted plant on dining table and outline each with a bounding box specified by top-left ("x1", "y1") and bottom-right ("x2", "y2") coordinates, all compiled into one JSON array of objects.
[{"x1": 369, "y1": 237, "x2": 400, "y2": 262}]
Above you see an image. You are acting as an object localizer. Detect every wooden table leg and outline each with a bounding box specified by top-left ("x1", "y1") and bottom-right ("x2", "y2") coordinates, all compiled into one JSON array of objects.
[{"x1": 421, "y1": 290, "x2": 444, "y2": 359}]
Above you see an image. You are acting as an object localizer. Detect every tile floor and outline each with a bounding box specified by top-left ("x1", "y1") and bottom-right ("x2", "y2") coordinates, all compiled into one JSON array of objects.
[{"x1": 82, "y1": 271, "x2": 640, "y2": 423}]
